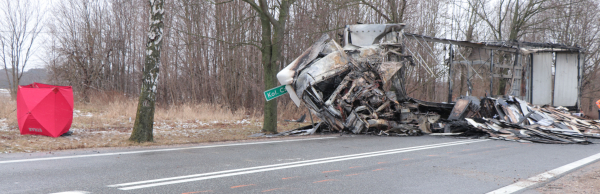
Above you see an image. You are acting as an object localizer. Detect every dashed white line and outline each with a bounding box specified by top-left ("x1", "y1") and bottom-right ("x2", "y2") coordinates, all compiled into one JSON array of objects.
[
  {"x1": 0, "y1": 137, "x2": 337, "y2": 164},
  {"x1": 487, "y1": 152, "x2": 600, "y2": 194}
]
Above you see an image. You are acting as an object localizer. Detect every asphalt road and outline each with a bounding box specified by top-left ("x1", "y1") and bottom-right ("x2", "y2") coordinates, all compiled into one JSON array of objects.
[{"x1": 1, "y1": 135, "x2": 600, "y2": 194}]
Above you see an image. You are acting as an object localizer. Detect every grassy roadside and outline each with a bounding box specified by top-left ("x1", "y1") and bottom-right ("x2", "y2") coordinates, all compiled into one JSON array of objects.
[{"x1": 0, "y1": 94, "x2": 310, "y2": 153}]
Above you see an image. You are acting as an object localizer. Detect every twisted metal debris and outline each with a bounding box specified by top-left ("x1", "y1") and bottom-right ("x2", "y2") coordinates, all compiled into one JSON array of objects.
[
  {"x1": 275, "y1": 24, "x2": 600, "y2": 144},
  {"x1": 456, "y1": 96, "x2": 600, "y2": 144}
]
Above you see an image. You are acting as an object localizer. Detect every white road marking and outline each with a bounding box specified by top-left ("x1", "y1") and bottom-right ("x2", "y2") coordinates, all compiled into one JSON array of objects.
[
  {"x1": 487, "y1": 152, "x2": 600, "y2": 194},
  {"x1": 109, "y1": 139, "x2": 483, "y2": 188},
  {"x1": 49, "y1": 191, "x2": 90, "y2": 194},
  {"x1": 110, "y1": 139, "x2": 489, "y2": 190},
  {"x1": 0, "y1": 137, "x2": 337, "y2": 164}
]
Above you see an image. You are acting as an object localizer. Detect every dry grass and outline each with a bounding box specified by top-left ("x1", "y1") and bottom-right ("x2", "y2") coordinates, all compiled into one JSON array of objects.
[
  {"x1": 0, "y1": 95, "x2": 17, "y2": 127},
  {"x1": 0, "y1": 92, "x2": 311, "y2": 153}
]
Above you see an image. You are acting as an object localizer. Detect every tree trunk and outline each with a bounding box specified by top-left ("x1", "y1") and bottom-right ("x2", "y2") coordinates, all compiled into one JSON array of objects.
[
  {"x1": 130, "y1": 0, "x2": 164, "y2": 143},
  {"x1": 259, "y1": 10, "x2": 277, "y2": 134},
  {"x1": 242, "y1": 0, "x2": 293, "y2": 134}
]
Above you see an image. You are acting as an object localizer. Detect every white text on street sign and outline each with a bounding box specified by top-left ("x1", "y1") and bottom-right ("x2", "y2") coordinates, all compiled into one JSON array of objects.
[{"x1": 264, "y1": 85, "x2": 288, "y2": 101}]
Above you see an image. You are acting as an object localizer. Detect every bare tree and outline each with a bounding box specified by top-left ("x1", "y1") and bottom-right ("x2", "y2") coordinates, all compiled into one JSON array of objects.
[
  {"x1": 130, "y1": 0, "x2": 165, "y2": 143},
  {"x1": 48, "y1": 0, "x2": 147, "y2": 101},
  {"x1": 357, "y1": 0, "x2": 408, "y2": 23},
  {"x1": 468, "y1": 0, "x2": 552, "y2": 41},
  {"x1": 241, "y1": 0, "x2": 295, "y2": 134},
  {"x1": 542, "y1": 0, "x2": 600, "y2": 116},
  {"x1": 469, "y1": 0, "x2": 555, "y2": 95},
  {"x1": 49, "y1": 0, "x2": 109, "y2": 102},
  {"x1": 41, "y1": 0, "x2": 599, "y2": 117},
  {"x1": 0, "y1": 0, "x2": 43, "y2": 98}
]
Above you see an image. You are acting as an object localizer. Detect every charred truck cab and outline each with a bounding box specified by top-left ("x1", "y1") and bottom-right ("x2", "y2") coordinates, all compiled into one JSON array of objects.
[{"x1": 277, "y1": 23, "x2": 449, "y2": 135}]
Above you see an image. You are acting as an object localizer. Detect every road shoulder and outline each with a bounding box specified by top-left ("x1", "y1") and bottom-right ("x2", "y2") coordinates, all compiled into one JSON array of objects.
[{"x1": 531, "y1": 159, "x2": 600, "y2": 193}]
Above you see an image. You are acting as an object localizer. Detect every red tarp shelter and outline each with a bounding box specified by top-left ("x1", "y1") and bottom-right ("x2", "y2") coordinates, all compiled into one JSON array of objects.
[{"x1": 17, "y1": 82, "x2": 73, "y2": 137}]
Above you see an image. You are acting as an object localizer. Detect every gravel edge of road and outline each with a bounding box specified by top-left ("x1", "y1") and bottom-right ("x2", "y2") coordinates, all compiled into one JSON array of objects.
[{"x1": 522, "y1": 159, "x2": 600, "y2": 194}]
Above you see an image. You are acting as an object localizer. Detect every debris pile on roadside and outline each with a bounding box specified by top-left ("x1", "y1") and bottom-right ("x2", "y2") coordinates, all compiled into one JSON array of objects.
[
  {"x1": 280, "y1": 95, "x2": 600, "y2": 144},
  {"x1": 272, "y1": 25, "x2": 600, "y2": 144},
  {"x1": 436, "y1": 96, "x2": 600, "y2": 144}
]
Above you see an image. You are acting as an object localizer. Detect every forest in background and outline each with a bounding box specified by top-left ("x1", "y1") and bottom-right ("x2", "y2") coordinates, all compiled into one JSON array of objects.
[{"x1": 20, "y1": 0, "x2": 600, "y2": 117}]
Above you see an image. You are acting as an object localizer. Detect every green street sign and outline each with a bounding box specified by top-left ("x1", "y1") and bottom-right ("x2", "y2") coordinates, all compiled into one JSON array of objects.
[{"x1": 264, "y1": 85, "x2": 288, "y2": 101}]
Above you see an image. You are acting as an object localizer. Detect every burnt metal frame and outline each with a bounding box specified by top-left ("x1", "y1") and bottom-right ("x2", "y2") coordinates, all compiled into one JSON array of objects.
[{"x1": 404, "y1": 33, "x2": 584, "y2": 110}]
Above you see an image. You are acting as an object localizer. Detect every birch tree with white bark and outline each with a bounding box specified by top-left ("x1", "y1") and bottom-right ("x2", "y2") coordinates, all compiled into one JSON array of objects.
[{"x1": 130, "y1": 0, "x2": 165, "y2": 143}]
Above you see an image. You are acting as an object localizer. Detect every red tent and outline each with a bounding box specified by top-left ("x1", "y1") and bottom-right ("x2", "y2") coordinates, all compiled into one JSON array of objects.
[{"x1": 17, "y1": 82, "x2": 74, "y2": 137}]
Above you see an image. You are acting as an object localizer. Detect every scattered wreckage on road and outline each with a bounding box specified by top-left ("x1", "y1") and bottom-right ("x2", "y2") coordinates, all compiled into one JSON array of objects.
[
  {"x1": 274, "y1": 23, "x2": 600, "y2": 144},
  {"x1": 438, "y1": 96, "x2": 600, "y2": 144}
]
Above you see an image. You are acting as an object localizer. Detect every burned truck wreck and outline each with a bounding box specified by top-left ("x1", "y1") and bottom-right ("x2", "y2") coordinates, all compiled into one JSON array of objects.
[
  {"x1": 277, "y1": 23, "x2": 451, "y2": 136},
  {"x1": 276, "y1": 24, "x2": 600, "y2": 144}
]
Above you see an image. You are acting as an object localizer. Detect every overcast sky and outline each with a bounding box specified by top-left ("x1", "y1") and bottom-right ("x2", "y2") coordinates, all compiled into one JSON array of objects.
[{"x1": 0, "y1": 0, "x2": 52, "y2": 71}]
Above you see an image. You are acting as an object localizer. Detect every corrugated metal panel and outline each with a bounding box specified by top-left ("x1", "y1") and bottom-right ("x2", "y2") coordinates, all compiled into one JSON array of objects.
[
  {"x1": 531, "y1": 53, "x2": 553, "y2": 105},
  {"x1": 553, "y1": 53, "x2": 578, "y2": 107}
]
